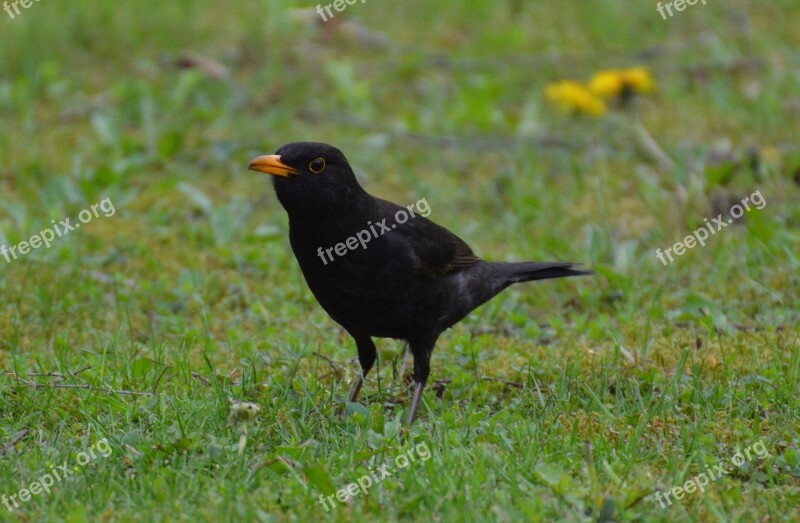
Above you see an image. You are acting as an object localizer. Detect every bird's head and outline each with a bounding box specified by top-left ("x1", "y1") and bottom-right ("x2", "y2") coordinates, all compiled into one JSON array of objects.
[{"x1": 248, "y1": 142, "x2": 365, "y2": 217}]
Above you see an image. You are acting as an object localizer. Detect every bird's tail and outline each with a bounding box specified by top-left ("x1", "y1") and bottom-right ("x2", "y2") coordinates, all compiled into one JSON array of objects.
[
  {"x1": 494, "y1": 261, "x2": 594, "y2": 285},
  {"x1": 440, "y1": 261, "x2": 593, "y2": 330}
]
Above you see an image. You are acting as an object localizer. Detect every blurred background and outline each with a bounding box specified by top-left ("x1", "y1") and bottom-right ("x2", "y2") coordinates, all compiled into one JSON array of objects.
[{"x1": 1, "y1": 1, "x2": 798, "y2": 521}]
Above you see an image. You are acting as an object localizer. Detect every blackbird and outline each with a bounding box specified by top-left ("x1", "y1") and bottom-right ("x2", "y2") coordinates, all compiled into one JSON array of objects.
[{"x1": 249, "y1": 142, "x2": 592, "y2": 423}]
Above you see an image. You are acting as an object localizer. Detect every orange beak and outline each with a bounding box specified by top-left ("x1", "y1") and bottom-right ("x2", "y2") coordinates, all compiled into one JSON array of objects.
[{"x1": 248, "y1": 155, "x2": 299, "y2": 177}]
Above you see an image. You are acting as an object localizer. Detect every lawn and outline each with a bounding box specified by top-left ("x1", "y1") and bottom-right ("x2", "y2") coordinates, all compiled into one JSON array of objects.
[{"x1": 1, "y1": 0, "x2": 799, "y2": 521}]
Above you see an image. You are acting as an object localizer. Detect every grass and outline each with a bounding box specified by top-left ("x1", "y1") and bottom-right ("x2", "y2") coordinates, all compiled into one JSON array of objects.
[{"x1": 1, "y1": 0, "x2": 799, "y2": 521}]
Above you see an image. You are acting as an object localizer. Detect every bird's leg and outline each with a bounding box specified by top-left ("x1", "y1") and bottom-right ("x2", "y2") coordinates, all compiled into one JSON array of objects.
[
  {"x1": 408, "y1": 381, "x2": 426, "y2": 425},
  {"x1": 347, "y1": 335, "x2": 376, "y2": 405},
  {"x1": 395, "y1": 342, "x2": 412, "y2": 388},
  {"x1": 407, "y1": 340, "x2": 434, "y2": 424},
  {"x1": 348, "y1": 374, "x2": 363, "y2": 404}
]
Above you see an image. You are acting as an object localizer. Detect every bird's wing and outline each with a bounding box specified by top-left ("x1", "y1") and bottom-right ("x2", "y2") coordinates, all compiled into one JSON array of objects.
[{"x1": 375, "y1": 199, "x2": 482, "y2": 277}]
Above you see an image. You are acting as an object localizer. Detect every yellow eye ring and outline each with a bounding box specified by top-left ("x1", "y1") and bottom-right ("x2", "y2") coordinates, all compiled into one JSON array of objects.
[{"x1": 309, "y1": 158, "x2": 326, "y2": 174}]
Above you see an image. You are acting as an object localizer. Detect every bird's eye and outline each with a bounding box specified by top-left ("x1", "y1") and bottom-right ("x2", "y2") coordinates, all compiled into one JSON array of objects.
[{"x1": 309, "y1": 158, "x2": 326, "y2": 174}]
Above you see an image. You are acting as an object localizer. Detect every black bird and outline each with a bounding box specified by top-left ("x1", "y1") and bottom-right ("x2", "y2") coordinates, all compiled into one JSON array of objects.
[{"x1": 249, "y1": 142, "x2": 592, "y2": 423}]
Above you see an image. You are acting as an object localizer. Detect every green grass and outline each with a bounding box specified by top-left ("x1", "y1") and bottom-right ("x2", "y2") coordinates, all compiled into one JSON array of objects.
[{"x1": 1, "y1": 0, "x2": 799, "y2": 521}]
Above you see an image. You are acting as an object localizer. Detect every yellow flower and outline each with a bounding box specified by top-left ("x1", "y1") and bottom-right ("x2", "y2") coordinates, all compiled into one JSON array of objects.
[
  {"x1": 620, "y1": 67, "x2": 656, "y2": 93},
  {"x1": 545, "y1": 80, "x2": 606, "y2": 117},
  {"x1": 589, "y1": 67, "x2": 656, "y2": 98},
  {"x1": 589, "y1": 71, "x2": 624, "y2": 98}
]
